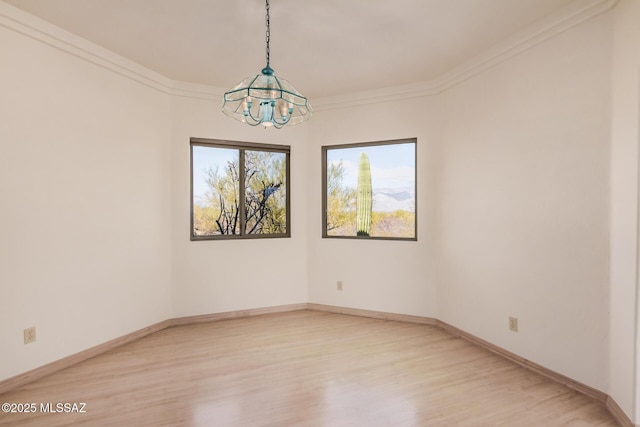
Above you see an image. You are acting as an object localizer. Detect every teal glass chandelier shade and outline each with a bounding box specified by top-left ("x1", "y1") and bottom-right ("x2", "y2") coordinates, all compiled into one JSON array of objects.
[
  {"x1": 221, "y1": 0, "x2": 311, "y2": 129},
  {"x1": 222, "y1": 65, "x2": 312, "y2": 128}
]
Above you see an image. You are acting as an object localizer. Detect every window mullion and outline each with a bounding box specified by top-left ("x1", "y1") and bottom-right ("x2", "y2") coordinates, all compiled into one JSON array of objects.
[{"x1": 239, "y1": 149, "x2": 246, "y2": 235}]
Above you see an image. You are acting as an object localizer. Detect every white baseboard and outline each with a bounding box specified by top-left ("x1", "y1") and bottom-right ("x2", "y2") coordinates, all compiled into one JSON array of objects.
[{"x1": 0, "y1": 303, "x2": 635, "y2": 426}]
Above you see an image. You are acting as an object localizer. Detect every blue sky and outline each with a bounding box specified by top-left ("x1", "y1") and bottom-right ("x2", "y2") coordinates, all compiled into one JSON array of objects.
[
  {"x1": 193, "y1": 142, "x2": 416, "y2": 205},
  {"x1": 326, "y1": 142, "x2": 415, "y2": 189},
  {"x1": 192, "y1": 146, "x2": 238, "y2": 201}
]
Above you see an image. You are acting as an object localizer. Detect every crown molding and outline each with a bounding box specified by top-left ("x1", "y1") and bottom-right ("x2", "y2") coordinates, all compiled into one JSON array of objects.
[
  {"x1": 0, "y1": 0, "x2": 618, "y2": 108},
  {"x1": 0, "y1": 1, "x2": 175, "y2": 93},
  {"x1": 168, "y1": 80, "x2": 225, "y2": 101},
  {"x1": 312, "y1": 0, "x2": 619, "y2": 111},
  {"x1": 0, "y1": 1, "x2": 226, "y2": 100}
]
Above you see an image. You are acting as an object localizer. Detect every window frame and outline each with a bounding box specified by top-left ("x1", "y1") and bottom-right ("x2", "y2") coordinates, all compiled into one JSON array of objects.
[
  {"x1": 321, "y1": 138, "x2": 417, "y2": 241},
  {"x1": 190, "y1": 137, "x2": 291, "y2": 241}
]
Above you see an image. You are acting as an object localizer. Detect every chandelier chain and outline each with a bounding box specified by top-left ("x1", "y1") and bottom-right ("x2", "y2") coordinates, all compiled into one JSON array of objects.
[{"x1": 265, "y1": 0, "x2": 271, "y2": 68}]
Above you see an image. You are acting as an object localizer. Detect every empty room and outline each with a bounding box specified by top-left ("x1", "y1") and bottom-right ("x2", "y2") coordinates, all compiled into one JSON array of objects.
[{"x1": 0, "y1": 0, "x2": 638, "y2": 425}]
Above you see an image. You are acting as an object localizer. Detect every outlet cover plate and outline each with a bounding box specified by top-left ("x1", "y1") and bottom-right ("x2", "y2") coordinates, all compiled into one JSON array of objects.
[{"x1": 24, "y1": 327, "x2": 36, "y2": 344}]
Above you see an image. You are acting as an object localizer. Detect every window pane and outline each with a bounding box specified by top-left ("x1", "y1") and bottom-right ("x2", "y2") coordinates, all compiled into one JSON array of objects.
[
  {"x1": 192, "y1": 146, "x2": 240, "y2": 236},
  {"x1": 325, "y1": 141, "x2": 416, "y2": 240},
  {"x1": 191, "y1": 138, "x2": 290, "y2": 241},
  {"x1": 244, "y1": 150, "x2": 287, "y2": 235}
]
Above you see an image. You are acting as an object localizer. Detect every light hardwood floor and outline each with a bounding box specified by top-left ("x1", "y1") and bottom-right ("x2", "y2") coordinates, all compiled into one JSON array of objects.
[{"x1": 0, "y1": 310, "x2": 618, "y2": 426}]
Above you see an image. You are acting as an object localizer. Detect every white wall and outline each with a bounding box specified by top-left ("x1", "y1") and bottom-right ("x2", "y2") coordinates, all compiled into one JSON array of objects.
[
  {"x1": 306, "y1": 97, "x2": 441, "y2": 317},
  {"x1": 609, "y1": 0, "x2": 640, "y2": 422},
  {"x1": 436, "y1": 14, "x2": 612, "y2": 392},
  {"x1": 308, "y1": 11, "x2": 613, "y2": 395},
  {"x1": 0, "y1": 24, "x2": 173, "y2": 380},
  {"x1": 169, "y1": 96, "x2": 310, "y2": 316},
  {"x1": 2, "y1": 3, "x2": 637, "y2": 423}
]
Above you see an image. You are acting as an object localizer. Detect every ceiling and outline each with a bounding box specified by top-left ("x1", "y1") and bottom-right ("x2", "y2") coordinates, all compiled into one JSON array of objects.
[{"x1": 4, "y1": 0, "x2": 578, "y2": 99}]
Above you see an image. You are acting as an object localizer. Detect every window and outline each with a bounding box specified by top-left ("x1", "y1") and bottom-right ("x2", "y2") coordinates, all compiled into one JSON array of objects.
[
  {"x1": 322, "y1": 139, "x2": 416, "y2": 240},
  {"x1": 191, "y1": 138, "x2": 290, "y2": 240}
]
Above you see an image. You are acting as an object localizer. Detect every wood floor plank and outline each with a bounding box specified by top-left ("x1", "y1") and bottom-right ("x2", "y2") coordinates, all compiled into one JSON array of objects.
[{"x1": 0, "y1": 310, "x2": 618, "y2": 426}]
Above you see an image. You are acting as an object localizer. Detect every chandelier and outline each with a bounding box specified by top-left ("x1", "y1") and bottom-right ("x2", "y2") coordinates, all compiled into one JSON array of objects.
[{"x1": 222, "y1": 0, "x2": 312, "y2": 129}]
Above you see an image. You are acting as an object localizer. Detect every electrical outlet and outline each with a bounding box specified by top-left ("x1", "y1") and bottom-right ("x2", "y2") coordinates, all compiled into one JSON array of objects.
[
  {"x1": 509, "y1": 317, "x2": 518, "y2": 332},
  {"x1": 24, "y1": 327, "x2": 36, "y2": 344},
  {"x1": 337, "y1": 281, "x2": 343, "y2": 291}
]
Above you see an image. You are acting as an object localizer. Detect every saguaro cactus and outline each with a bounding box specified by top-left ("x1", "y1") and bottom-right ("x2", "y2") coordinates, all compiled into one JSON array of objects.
[{"x1": 356, "y1": 152, "x2": 372, "y2": 236}]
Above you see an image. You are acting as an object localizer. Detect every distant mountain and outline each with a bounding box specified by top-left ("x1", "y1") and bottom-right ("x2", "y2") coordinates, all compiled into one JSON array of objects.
[
  {"x1": 196, "y1": 187, "x2": 415, "y2": 212},
  {"x1": 372, "y1": 187, "x2": 415, "y2": 212}
]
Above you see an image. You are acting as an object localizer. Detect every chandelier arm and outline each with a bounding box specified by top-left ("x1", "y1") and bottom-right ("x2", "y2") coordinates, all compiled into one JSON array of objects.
[
  {"x1": 271, "y1": 113, "x2": 290, "y2": 125},
  {"x1": 243, "y1": 108, "x2": 262, "y2": 125},
  {"x1": 243, "y1": 101, "x2": 291, "y2": 126},
  {"x1": 245, "y1": 108, "x2": 283, "y2": 129},
  {"x1": 244, "y1": 115, "x2": 263, "y2": 126}
]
